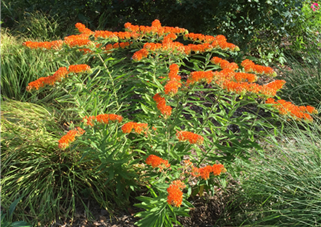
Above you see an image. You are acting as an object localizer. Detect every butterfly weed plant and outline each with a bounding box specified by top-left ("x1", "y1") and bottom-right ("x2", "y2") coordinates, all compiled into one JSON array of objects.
[{"x1": 18, "y1": 20, "x2": 319, "y2": 226}]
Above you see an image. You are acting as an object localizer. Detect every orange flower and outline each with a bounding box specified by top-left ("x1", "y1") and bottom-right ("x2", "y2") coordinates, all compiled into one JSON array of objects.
[
  {"x1": 234, "y1": 73, "x2": 257, "y2": 83},
  {"x1": 164, "y1": 80, "x2": 181, "y2": 96},
  {"x1": 26, "y1": 77, "x2": 46, "y2": 91},
  {"x1": 167, "y1": 180, "x2": 185, "y2": 207},
  {"x1": 153, "y1": 93, "x2": 164, "y2": 103},
  {"x1": 23, "y1": 40, "x2": 63, "y2": 50},
  {"x1": 121, "y1": 122, "x2": 135, "y2": 133},
  {"x1": 75, "y1": 23, "x2": 94, "y2": 35},
  {"x1": 306, "y1": 105, "x2": 318, "y2": 114},
  {"x1": 121, "y1": 122, "x2": 148, "y2": 134},
  {"x1": 191, "y1": 166, "x2": 201, "y2": 177},
  {"x1": 53, "y1": 67, "x2": 69, "y2": 81},
  {"x1": 187, "y1": 71, "x2": 214, "y2": 85},
  {"x1": 198, "y1": 166, "x2": 213, "y2": 180},
  {"x1": 265, "y1": 98, "x2": 316, "y2": 122},
  {"x1": 168, "y1": 72, "x2": 181, "y2": 81},
  {"x1": 83, "y1": 116, "x2": 96, "y2": 127},
  {"x1": 133, "y1": 123, "x2": 149, "y2": 134},
  {"x1": 26, "y1": 67, "x2": 69, "y2": 91},
  {"x1": 68, "y1": 64, "x2": 91, "y2": 73},
  {"x1": 151, "y1": 19, "x2": 162, "y2": 28},
  {"x1": 169, "y1": 64, "x2": 179, "y2": 73},
  {"x1": 64, "y1": 34, "x2": 91, "y2": 47},
  {"x1": 176, "y1": 131, "x2": 204, "y2": 144},
  {"x1": 153, "y1": 93, "x2": 172, "y2": 118},
  {"x1": 212, "y1": 164, "x2": 226, "y2": 176},
  {"x1": 145, "y1": 154, "x2": 170, "y2": 169},
  {"x1": 190, "y1": 164, "x2": 226, "y2": 179},
  {"x1": 241, "y1": 59, "x2": 276, "y2": 76},
  {"x1": 58, "y1": 127, "x2": 85, "y2": 149},
  {"x1": 96, "y1": 114, "x2": 123, "y2": 124},
  {"x1": 94, "y1": 30, "x2": 118, "y2": 41},
  {"x1": 116, "y1": 31, "x2": 132, "y2": 39},
  {"x1": 119, "y1": 42, "x2": 131, "y2": 48},
  {"x1": 132, "y1": 49, "x2": 149, "y2": 61}
]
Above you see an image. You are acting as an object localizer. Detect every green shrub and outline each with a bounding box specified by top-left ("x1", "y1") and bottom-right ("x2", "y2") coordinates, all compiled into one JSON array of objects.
[{"x1": 2, "y1": 0, "x2": 308, "y2": 53}]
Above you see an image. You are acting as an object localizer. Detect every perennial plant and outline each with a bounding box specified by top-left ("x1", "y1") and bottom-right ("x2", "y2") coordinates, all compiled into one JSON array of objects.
[{"x1": 15, "y1": 19, "x2": 319, "y2": 226}]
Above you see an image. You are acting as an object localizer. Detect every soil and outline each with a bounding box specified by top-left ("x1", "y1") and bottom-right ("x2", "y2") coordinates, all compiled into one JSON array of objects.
[{"x1": 51, "y1": 176, "x2": 241, "y2": 227}]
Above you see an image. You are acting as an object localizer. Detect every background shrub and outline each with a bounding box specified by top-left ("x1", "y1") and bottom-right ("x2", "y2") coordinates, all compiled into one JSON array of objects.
[{"x1": 2, "y1": 0, "x2": 308, "y2": 53}]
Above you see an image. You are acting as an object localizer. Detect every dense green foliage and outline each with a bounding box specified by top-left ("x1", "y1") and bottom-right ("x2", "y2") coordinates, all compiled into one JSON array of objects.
[{"x1": 1, "y1": 0, "x2": 310, "y2": 50}]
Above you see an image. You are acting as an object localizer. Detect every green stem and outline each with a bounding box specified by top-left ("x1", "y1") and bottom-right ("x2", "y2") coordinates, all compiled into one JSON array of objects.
[{"x1": 97, "y1": 54, "x2": 120, "y2": 108}]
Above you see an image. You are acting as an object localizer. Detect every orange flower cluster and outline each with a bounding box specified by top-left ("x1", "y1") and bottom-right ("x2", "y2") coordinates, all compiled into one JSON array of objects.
[
  {"x1": 220, "y1": 79, "x2": 285, "y2": 96},
  {"x1": 104, "y1": 42, "x2": 132, "y2": 53},
  {"x1": 22, "y1": 40, "x2": 63, "y2": 50},
  {"x1": 124, "y1": 19, "x2": 187, "y2": 37},
  {"x1": 164, "y1": 64, "x2": 182, "y2": 96},
  {"x1": 176, "y1": 131, "x2": 204, "y2": 145},
  {"x1": 145, "y1": 154, "x2": 171, "y2": 169},
  {"x1": 83, "y1": 114, "x2": 123, "y2": 126},
  {"x1": 186, "y1": 71, "x2": 214, "y2": 85},
  {"x1": 134, "y1": 39, "x2": 233, "y2": 61},
  {"x1": 191, "y1": 164, "x2": 226, "y2": 180},
  {"x1": 234, "y1": 72, "x2": 257, "y2": 83},
  {"x1": 94, "y1": 30, "x2": 119, "y2": 42},
  {"x1": 75, "y1": 23, "x2": 94, "y2": 35},
  {"x1": 68, "y1": 64, "x2": 91, "y2": 73},
  {"x1": 185, "y1": 33, "x2": 239, "y2": 51},
  {"x1": 153, "y1": 93, "x2": 172, "y2": 118},
  {"x1": 64, "y1": 34, "x2": 91, "y2": 47},
  {"x1": 26, "y1": 67, "x2": 68, "y2": 91},
  {"x1": 241, "y1": 59, "x2": 276, "y2": 77},
  {"x1": 26, "y1": 64, "x2": 91, "y2": 91},
  {"x1": 132, "y1": 49, "x2": 149, "y2": 61},
  {"x1": 184, "y1": 43, "x2": 213, "y2": 54},
  {"x1": 211, "y1": 57, "x2": 239, "y2": 71},
  {"x1": 184, "y1": 33, "x2": 216, "y2": 43},
  {"x1": 115, "y1": 31, "x2": 133, "y2": 40},
  {"x1": 182, "y1": 67, "x2": 284, "y2": 97},
  {"x1": 143, "y1": 42, "x2": 163, "y2": 51},
  {"x1": 121, "y1": 122, "x2": 149, "y2": 134},
  {"x1": 58, "y1": 127, "x2": 85, "y2": 149},
  {"x1": 83, "y1": 116, "x2": 96, "y2": 127},
  {"x1": 97, "y1": 114, "x2": 123, "y2": 123},
  {"x1": 266, "y1": 98, "x2": 317, "y2": 121},
  {"x1": 167, "y1": 180, "x2": 185, "y2": 207}
]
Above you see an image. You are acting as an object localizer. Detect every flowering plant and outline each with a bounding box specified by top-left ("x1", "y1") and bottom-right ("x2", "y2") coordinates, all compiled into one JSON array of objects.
[
  {"x1": 311, "y1": 2, "x2": 320, "y2": 11},
  {"x1": 23, "y1": 19, "x2": 318, "y2": 225}
]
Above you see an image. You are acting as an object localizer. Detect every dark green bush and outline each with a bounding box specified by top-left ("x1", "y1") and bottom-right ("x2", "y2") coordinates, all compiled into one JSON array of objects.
[{"x1": 2, "y1": 0, "x2": 307, "y2": 52}]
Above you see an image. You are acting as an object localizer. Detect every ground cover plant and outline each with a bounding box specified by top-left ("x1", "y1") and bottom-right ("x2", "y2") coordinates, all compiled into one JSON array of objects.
[{"x1": 1, "y1": 19, "x2": 319, "y2": 226}]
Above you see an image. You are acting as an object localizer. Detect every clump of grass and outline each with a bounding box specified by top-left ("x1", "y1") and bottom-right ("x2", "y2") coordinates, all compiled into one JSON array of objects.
[
  {"x1": 1, "y1": 99, "x2": 114, "y2": 225},
  {"x1": 278, "y1": 50, "x2": 321, "y2": 110},
  {"x1": 227, "y1": 120, "x2": 321, "y2": 226},
  {"x1": 0, "y1": 28, "x2": 84, "y2": 104},
  {"x1": 10, "y1": 11, "x2": 74, "y2": 40},
  {"x1": 0, "y1": 29, "x2": 62, "y2": 101}
]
